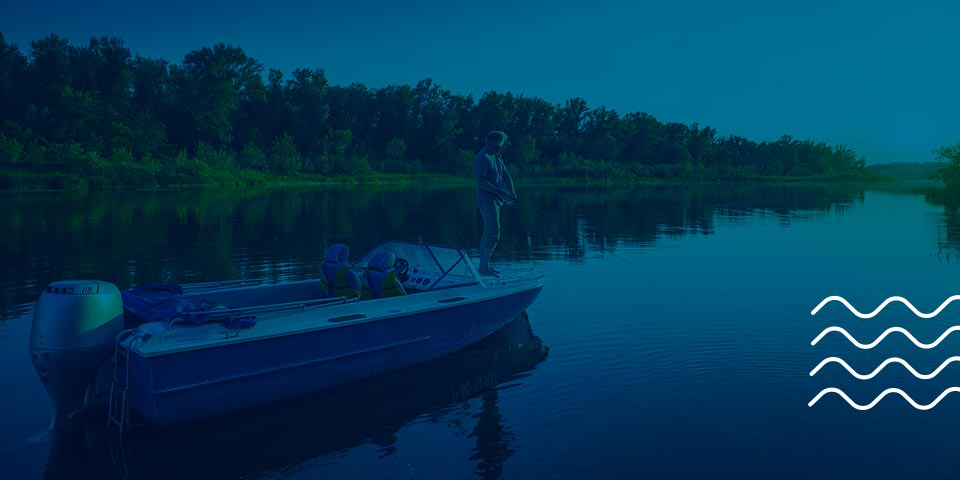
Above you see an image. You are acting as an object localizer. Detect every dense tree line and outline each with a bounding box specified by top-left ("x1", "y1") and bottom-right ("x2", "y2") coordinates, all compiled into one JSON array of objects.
[{"x1": 0, "y1": 33, "x2": 869, "y2": 189}]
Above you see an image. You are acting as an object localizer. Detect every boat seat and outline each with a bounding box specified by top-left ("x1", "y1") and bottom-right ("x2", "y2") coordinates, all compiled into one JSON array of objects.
[
  {"x1": 321, "y1": 244, "x2": 361, "y2": 299},
  {"x1": 362, "y1": 251, "x2": 407, "y2": 300}
]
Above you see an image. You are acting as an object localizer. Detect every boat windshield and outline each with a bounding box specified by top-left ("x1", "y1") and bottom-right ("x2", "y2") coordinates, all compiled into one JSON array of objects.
[{"x1": 350, "y1": 241, "x2": 481, "y2": 291}]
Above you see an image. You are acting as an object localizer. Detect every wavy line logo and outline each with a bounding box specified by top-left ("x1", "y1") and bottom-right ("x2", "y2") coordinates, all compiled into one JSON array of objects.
[
  {"x1": 811, "y1": 295, "x2": 960, "y2": 318},
  {"x1": 808, "y1": 294, "x2": 960, "y2": 410},
  {"x1": 810, "y1": 356, "x2": 960, "y2": 380},
  {"x1": 811, "y1": 326, "x2": 960, "y2": 349},
  {"x1": 808, "y1": 387, "x2": 960, "y2": 410}
]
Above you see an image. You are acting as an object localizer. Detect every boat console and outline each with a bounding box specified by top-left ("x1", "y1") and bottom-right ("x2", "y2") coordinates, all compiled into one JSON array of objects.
[{"x1": 350, "y1": 241, "x2": 483, "y2": 293}]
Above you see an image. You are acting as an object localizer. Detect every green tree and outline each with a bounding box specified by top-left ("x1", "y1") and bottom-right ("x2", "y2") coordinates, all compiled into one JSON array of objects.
[
  {"x1": 270, "y1": 133, "x2": 300, "y2": 174},
  {"x1": 0, "y1": 134, "x2": 23, "y2": 165},
  {"x1": 933, "y1": 143, "x2": 960, "y2": 189},
  {"x1": 237, "y1": 143, "x2": 267, "y2": 170},
  {"x1": 513, "y1": 134, "x2": 541, "y2": 171},
  {"x1": 286, "y1": 68, "x2": 329, "y2": 155},
  {"x1": 171, "y1": 43, "x2": 263, "y2": 149},
  {"x1": 385, "y1": 137, "x2": 407, "y2": 160},
  {"x1": 195, "y1": 140, "x2": 234, "y2": 169},
  {"x1": 0, "y1": 33, "x2": 27, "y2": 126},
  {"x1": 27, "y1": 35, "x2": 71, "y2": 109},
  {"x1": 382, "y1": 137, "x2": 408, "y2": 172}
]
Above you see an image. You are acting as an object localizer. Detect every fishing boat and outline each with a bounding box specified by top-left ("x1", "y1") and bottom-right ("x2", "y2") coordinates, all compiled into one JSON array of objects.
[
  {"x1": 47, "y1": 314, "x2": 548, "y2": 479},
  {"x1": 29, "y1": 241, "x2": 544, "y2": 430}
]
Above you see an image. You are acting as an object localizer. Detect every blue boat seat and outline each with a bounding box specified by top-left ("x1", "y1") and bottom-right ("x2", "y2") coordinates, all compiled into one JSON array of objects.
[
  {"x1": 321, "y1": 244, "x2": 361, "y2": 299},
  {"x1": 362, "y1": 251, "x2": 407, "y2": 300}
]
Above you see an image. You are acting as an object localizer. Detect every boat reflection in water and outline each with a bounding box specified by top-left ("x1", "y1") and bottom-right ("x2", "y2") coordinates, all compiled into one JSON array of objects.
[{"x1": 45, "y1": 313, "x2": 548, "y2": 479}]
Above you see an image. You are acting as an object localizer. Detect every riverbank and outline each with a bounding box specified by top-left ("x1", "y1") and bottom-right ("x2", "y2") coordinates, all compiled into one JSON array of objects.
[
  {"x1": 0, "y1": 170, "x2": 478, "y2": 192},
  {"x1": 0, "y1": 169, "x2": 894, "y2": 193}
]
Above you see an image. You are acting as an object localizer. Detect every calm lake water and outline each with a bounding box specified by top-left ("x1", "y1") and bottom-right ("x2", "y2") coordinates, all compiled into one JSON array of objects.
[{"x1": 2, "y1": 182, "x2": 960, "y2": 479}]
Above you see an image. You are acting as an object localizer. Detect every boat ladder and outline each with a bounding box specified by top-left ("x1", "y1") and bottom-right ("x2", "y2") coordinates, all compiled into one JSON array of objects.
[{"x1": 107, "y1": 329, "x2": 140, "y2": 436}]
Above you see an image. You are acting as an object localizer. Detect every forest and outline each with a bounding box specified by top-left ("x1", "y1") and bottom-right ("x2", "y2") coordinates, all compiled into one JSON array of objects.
[{"x1": 0, "y1": 33, "x2": 871, "y2": 189}]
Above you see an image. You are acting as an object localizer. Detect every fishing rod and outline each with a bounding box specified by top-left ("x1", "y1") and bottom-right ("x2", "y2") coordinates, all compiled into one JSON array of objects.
[{"x1": 508, "y1": 198, "x2": 641, "y2": 270}]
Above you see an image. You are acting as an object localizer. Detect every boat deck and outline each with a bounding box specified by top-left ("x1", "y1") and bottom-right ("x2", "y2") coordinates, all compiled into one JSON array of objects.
[{"x1": 130, "y1": 278, "x2": 543, "y2": 358}]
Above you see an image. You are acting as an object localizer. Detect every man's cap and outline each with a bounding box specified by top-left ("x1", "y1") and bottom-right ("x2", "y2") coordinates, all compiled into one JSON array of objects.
[{"x1": 485, "y1": 131, "x2": 508, "y2": 146}]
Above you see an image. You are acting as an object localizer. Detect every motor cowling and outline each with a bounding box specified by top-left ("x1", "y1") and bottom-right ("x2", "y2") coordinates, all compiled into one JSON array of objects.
[{"x1": 30, "y1": 280, "x2": 124, "y2": 430}]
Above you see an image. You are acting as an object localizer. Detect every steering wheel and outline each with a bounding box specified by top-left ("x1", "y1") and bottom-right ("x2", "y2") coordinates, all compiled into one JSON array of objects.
[{"x1": 393, "y1": 258, "x2": 410, "y2": 282}]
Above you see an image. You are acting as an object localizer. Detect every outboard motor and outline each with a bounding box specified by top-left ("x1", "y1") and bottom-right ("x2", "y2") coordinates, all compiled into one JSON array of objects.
[{"x1": 30, "y1": 280, "x2": 123, "y2": 430}]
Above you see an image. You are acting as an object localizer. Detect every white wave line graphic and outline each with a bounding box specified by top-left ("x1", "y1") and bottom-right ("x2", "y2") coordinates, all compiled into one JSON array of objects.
[
  {"x1": 808, "y1": 387, "x2": 960, "y2": 410},
  {"x1": 810, "y1": 356, "x2": 960, "y2": 379},
  {"x1": 810, "y1": 326, "x2": 960, "y2": 349},
  {"x1": 810, "y1": 295, "x2": 960, "y2": 318}
]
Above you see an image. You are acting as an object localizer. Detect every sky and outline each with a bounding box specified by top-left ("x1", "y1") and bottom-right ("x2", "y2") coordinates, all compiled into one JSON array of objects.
[{"x1": 3, "y1": 0, "x2": 958, "y2": 164}]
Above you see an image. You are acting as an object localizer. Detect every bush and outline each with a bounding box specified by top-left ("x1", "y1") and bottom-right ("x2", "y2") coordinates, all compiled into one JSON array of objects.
[
  {"x1": 196, "y1": 141, "x2": 235, "y2": 170},
  {"x1": 933, "y1": 144, "x2": 960, "y2": 188},
  {"x1": 237, "y1": 143, "x2": 267, "y2": 170},
  {"x1": 0, "y1": 134, "x2": 23, "y2": 165},
  {"x1": 270, "y1": 133, "x2": 301, "y2": 174}
]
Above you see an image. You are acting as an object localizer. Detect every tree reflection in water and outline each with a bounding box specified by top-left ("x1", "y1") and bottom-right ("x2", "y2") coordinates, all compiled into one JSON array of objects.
[{"x1": 0, "y1": 183, "x2": 865, "y2": 320}]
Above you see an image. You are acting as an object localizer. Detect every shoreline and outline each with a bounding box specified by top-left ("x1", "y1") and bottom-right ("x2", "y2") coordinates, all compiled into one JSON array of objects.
[{"x1": 0, "y1": 172, "x2": 912, "y2": 194}]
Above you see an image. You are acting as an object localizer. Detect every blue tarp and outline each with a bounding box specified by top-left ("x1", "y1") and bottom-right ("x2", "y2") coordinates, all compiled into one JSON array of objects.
[{"x1": 122, "y1": 285, "x2": 256, "y2": 329}]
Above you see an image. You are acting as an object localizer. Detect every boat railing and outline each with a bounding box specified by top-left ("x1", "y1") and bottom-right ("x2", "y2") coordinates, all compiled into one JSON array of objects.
[
  {"x1": 179, "y1": 279, "x2": 270, "y2": 294},
  {"x1": 481, "y1": 267, "x2": 543, "y2": 287},
  {"x1": 201, "y1": 296, "x2": 358, "y2": 319}
]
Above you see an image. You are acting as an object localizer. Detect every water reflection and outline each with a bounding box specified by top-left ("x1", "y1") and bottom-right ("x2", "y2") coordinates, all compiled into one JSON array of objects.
[
  {"x1": 0, "y1": 183, "x2": 866, "y2": 319},
  {"x1": 925, "y1": 188, "x2": 960, "y2": 259},
  {"x1": 470, "y1": 390, "x2": 514, "y2": 480},
  {"x1": 44, "y1": 313, "x2": 548, "y2": 480}
]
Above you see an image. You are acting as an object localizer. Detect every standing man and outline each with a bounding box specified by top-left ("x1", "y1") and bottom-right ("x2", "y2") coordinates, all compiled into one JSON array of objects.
[{"x1": 475, "y1": 130, "x2": 517, "y2": 277}]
